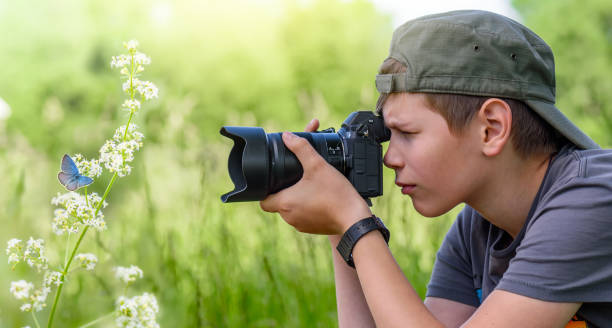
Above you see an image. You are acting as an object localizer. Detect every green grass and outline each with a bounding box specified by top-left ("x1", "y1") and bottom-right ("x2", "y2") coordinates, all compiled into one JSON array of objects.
[
  {"x1": 0, "y1": 135, "x2": 456, "y2": 327},
  {"x1": 1, "y1": 0, "x2": 608, "y2": 326}
]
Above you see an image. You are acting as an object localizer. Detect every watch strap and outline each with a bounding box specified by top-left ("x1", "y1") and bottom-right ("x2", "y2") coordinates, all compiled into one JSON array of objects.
[{"x1": 336, "y1": 215, "x2": 390, "y2": 268}]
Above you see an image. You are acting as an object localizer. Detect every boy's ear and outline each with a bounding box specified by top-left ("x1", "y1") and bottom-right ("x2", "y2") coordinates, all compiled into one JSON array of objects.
[{"x1": 477, "y1": 98, "x2": 512, "y2": 157}]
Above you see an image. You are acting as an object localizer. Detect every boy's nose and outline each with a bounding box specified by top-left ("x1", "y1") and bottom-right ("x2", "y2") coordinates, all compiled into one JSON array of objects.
[{"x1": 383, "y1": 144, "x2": 402, "y2": 170}]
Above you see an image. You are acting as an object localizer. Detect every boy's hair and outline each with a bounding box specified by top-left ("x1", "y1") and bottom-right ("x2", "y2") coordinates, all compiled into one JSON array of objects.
[{"x1": 375, "y1": 57, "x2": 568, "y2": 159}]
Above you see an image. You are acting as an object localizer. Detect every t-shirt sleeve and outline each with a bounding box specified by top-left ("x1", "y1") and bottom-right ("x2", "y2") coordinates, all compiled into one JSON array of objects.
[
  {"x1": 426, "y1": 208, "x2": 480, "y2": 307},
  {"x1": 497, "y1": 173, "x2": 612, "y2": 302}
]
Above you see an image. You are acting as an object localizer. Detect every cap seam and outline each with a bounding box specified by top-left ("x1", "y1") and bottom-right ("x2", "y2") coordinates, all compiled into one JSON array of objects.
[
  {"x1": 407, "y1": 20, "x2": 550, "y2": 48},
  {"x1": 402, "y1": 74, "x2": 547, "y2": 85},
  {"x1": 410, "y1": 88, "x2": 553, "y2": 103}
]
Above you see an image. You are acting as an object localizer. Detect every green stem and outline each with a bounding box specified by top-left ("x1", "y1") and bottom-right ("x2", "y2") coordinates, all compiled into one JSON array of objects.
[
  {"x1": 124, "y1": 112, "x2": 134, "y2": 140},
  {"x1": 47, "y1": 173, "x2": 119, "y2": 328},
  {"x1": 32, "y1": 311, "x2": 41, "y2": 328},
  {"x1": 77, "y1": 311, "x2": 114, "y2": 328},
  {"x1": 47, "y1": 52, "x2": 137, "y2": 328},
  {"x1": 63, "y1": 233, "x2": 71, "y2": 268},
  {"x1": 130, "y1": 53, "x2": 135, "y2": 99}
]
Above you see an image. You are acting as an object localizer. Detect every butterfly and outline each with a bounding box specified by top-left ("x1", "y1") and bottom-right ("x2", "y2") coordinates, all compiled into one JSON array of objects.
[{"x1": 57, "y1": 154, "x2": 94, "y2": 191}]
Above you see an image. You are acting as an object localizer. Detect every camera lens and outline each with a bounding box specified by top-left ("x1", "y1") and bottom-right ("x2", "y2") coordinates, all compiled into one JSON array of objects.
[{"x1": 219, "y1": 127, "x2": 344, "y2": 202}]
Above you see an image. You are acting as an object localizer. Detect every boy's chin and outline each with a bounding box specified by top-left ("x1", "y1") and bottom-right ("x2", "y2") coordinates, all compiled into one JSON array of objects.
[{"x1": 412, "y1": 199, "x2": 454, "y2": 218}]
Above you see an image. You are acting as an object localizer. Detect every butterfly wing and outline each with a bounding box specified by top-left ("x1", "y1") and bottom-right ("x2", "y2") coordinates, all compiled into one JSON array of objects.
[
  {"x1": 60, "y1": 154, "x2": 79, "y2": 175},
  {"x1": 58, "y1": 171, "x2": 79, "y2": 191},
  {"x1": 58, "y1": 154, "x2": 94, "y2": 191},
  {"x1": 76, "y1": 175, "x2": 94, "y2": 189}
]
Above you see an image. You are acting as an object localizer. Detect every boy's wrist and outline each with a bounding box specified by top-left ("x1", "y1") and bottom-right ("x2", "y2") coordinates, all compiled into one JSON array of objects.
[
  {"x1": 336, "y1": 200, "x2": 372, "y2": 234},
  {"x1": 336, "y1": 215, "x2": 390, "y2": 268}
]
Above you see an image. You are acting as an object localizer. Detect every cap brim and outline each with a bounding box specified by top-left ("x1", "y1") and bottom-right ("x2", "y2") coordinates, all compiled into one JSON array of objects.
[{"x1": 524, "y1": 99, "x2": 600, "y2": 150}]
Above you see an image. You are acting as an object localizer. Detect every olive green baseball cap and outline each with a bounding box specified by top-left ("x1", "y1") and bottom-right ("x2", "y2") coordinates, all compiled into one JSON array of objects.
[{"x1": 375, "y1": 10, "x2": 600, "y2": 150}]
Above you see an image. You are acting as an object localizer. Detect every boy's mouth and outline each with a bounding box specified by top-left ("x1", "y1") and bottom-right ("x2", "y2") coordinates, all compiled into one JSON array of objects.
[{"x1": 395, "y1": 181, "x2": 416, "y2": 194}]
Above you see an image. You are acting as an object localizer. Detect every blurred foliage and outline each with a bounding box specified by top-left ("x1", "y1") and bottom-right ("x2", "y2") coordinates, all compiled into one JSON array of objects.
[
  {"x1": 514, "y1": 0, "x2": 612, "y2": 146},
  {"x1": 0, "y1": 0, "x2": 399, "y2": 326},
  {"x1": 0, "y1": 0, "x2": 610, "y2": 326}
]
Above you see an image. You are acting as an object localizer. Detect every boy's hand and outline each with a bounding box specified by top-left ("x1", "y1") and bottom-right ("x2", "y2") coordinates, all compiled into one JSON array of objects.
[{"x1": 260, "y1": 119, "x2": 372, "y2": 235}]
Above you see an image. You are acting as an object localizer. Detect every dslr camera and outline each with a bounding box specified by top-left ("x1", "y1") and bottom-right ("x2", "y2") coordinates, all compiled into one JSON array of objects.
[{"x1": 220, "y1": 111, "x2": 390, "y2": 205}]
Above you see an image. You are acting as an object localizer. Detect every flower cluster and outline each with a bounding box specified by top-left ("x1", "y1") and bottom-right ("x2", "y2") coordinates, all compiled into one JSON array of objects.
[
  {"x1": 114, "y1": 265, "x2": 143, "y2": 285},
  {"x1": 6, "y1": 238, "x2": 23, "y2": 269},
  {"x1": 6, "y1": 238, "x2": 49, "y2": 272},
  {"x1": 75, "y1": 253, "x2": 98, "y2": 271},
  {"x1": 122, "y1": 79, "x2": 159, "y2": 100},
  {"x1": 51, "y1": 191, "x2": 107, "y2": 234},
  {"x1": 113, "y1": 40, "x2": 158, "y2": 103},
  {"x1": 9, "y1": 270, "x2": 62, "y2": 313},
  {"x1": 10, "y1": 280, "x2": 33, "y2": 301},
  {"x1": 115, "y1": 293, "x2": 160, "y2": 328},
  {"x1": 7, "y1": 39, "x2": 160, "y2": 326},
  {"x1": 99, "y1": 124, "x2": 144, "y2": 177},
  {"x1": 44, "y1": 271, "x2": 63, "y2": 288},
  {"x1": 122, "y1": 99, "x2": 141, "y2": 114},
  {"x1": 72, "y1": 154, "x2": 103, "y2": 178}
]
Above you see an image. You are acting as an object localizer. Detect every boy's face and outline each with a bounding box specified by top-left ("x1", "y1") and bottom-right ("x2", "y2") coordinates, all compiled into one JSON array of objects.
[{"x1": 382, "y1": 92, "x2": 482, "y2": 217}]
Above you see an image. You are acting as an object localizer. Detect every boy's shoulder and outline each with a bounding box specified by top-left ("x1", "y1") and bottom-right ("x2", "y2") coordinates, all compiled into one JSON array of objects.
[
  {"x1": 537, "y1": 145, "x2": 612, "y2": 205},
  {"x1": 455, "y1": 144, "x2": 612, "y2": 236}
]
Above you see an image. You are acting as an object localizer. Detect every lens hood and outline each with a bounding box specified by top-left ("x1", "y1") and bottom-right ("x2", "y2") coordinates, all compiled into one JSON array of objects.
[{"x1": 219, "y1": 126, "x2": 270, "y2": 202}]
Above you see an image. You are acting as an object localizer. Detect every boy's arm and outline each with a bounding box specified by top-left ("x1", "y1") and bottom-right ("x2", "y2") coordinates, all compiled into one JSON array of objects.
[
  {"x1": 330, "y1": 233, "x2": 476, "y2": 328},
  {"x1": 424, "y1": 297, "x2": 476, "y2": 327},
  {"x1": 350, "y1": 231, "x2": 581, "y2": 327},
  {"x1": 328, "y1": 235, "x2": 376, "y2": 328}
]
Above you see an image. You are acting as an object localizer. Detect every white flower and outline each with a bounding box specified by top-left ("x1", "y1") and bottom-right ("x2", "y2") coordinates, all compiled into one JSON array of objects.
[
  {"x1": 99, "y1": 125, "x2": 144, "y2": 177},
  {"x1": 29, "y1": 286, "x2": 51, "y2": 312},
  {"x1": 111, "y1": 54, "x2": 131, "y2": 69},
  {"x1": 43, "y1": 271, "x2": 63, "y2": 288},
  {"x1": 11, "y1": 280, "x2": 50, "y2": 312},
  {"x1": 124, "y1": 40, "x2": 139, "y2": 52},
  {"x1": 0, "y1": 97, "x2": 11, "y2": 120},
  {"x1": 122, "y1": 99, "x2": 141, "y2": 113},
  {"x1": 75, "y1": 253, "x2": 98, "y2": 271},
  {"x1": 113, "y1": 124, "x2": 144, "y2": 145},
  {"x1": 114, "y1": 265, "x2": 143, "y2": 284},
  {"x1": 12, "y1": 273, "x2": 61, "y2": 313},
  {"x1": 115, "y1": 293, "x2": 159, "y2": 328},
  {"x1": 136, "y1": 81, "x2": 159, "y2": 100},
  {"x1": 133, "y1": 52, "x2": 151, "y2": 66},
  {"x1": 51, "y1": 192, "x2": 107, "y2": 234},
  {"x1": 10, "y1": 280, "x2": 33, "y2": 300},
  {"x1": 123, "y1": 78, "x2": 143, "y2": 94},
  {"x1": 24, "y1": 238, "x2": 48, "y2": 272},
  {"x1": 7, "y1": 238, "x2": 22, "y2": 251},
  {"x1": 99, "y1": 140, "x2": 130, "y2": 177},
  {"x1": 72, "y1": 153, "x2": 102, "y2": 178},
  {"x1": 6, "y1": 238, "x2": 23, "y2": 267}
]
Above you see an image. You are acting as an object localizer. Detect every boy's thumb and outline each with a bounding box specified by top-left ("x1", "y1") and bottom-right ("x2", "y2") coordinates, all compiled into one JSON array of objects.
[{"x1": 282, "y1": 132, "x2": 320, "y2": 168}]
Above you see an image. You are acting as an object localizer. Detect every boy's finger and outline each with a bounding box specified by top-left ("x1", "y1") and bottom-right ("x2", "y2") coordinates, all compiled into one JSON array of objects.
[
  {"x1": 282, "y1": 132, "x2": 323, "y2": 170},
  {"x1": 304, "y1": 118, "x2": 320, "y2": 132},
  {"x1": 260, "y1": 193, "x2": 281, "y2": 213}
]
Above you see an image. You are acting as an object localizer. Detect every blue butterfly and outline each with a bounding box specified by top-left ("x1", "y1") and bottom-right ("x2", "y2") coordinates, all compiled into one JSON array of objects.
[{"x1": 57, "y1": 154, "x2": 94, "y2": 191}]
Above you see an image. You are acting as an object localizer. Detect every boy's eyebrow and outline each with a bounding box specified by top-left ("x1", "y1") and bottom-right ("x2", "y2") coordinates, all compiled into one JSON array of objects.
[{"x1": 383, "y1": 117, "x2": 402, "y2": 130}]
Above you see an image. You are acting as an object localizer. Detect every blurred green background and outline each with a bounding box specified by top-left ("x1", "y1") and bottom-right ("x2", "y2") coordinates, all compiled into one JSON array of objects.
[{"x1": 0, "y1": 0, "x2": 610, "y2": 326}]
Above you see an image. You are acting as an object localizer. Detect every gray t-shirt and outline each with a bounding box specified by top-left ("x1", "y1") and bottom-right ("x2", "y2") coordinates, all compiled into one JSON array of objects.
[{"x1": 426, "y1": 145, "x2": 612, "y2": 327}]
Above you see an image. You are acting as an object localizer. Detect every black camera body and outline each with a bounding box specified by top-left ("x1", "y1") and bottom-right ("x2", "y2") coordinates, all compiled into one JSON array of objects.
[{"x1": 220, "y1": 111, "x2": 390, "y2": 205}]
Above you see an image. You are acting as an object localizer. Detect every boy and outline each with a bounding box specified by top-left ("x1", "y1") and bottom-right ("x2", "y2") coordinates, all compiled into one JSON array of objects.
[{"x1": 260, "y1": 10, "x2": 612, "y2": 327}]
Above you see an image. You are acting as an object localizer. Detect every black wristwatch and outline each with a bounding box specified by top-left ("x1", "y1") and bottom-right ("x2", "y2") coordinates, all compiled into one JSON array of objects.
[{"x1": 336, "y1": 215, "x2": 390, "y2": 268}]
